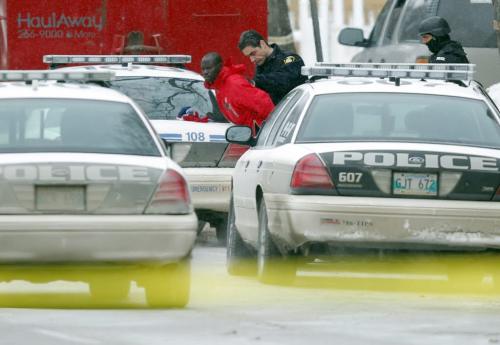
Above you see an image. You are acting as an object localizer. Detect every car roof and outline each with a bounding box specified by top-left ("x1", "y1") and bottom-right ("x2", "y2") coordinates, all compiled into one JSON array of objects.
[
  {"x1": 57, "y1": 64, "x2": 204, "y2": 80},
  {"x1": 303, "y1": 78, "x2": 486, "y2": 100},
  {"x1": 0, "y1": 81, "x2": 134, "y2": 102}
]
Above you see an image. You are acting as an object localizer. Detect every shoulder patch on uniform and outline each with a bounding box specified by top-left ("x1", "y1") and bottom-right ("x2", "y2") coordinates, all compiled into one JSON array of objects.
[{"x1": 283, "y1": 56, "x2": 296, "y2": 64}]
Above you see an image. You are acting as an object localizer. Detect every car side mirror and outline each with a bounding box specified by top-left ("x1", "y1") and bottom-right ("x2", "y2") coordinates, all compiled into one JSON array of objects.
[
  {"x1": 225, "y1": 126, "x2": 256, "y2": 147},
  {"x1": 338, "y1": 28, "x2": 368, "y2": 47}
]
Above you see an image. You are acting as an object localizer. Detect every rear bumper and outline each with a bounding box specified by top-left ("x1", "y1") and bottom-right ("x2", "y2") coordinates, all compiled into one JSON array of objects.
[
  {"x1": 0, "y1": 214, "x2": 197, "y2": 263},
  {"x1": 185, "y1": 168, "x2": 232, "y2": 212},
  {"x1": 265, "y1": 194, "x2": 500, "y2": 250}
]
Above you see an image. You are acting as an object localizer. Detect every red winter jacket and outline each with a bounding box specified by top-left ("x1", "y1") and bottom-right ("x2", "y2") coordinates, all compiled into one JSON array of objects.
[{"x1": 205, "y1": 64, "x2": 274, "y2": 132}]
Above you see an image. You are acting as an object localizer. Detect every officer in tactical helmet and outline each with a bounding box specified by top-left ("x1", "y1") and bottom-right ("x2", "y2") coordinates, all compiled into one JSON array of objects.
[{"x1": 418, "y1": 16, "x2": 469, "y2": 63}]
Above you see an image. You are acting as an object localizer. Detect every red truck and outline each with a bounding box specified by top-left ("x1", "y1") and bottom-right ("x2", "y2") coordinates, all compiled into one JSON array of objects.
[{"x1": 0, "y1": 0, "x2": 267, "y2": 73}]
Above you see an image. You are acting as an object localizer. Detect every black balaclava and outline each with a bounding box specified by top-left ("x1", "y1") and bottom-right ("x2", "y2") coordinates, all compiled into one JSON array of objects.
[{"x1": 426, "y1": 34, "x2": 451, "y2": 54}]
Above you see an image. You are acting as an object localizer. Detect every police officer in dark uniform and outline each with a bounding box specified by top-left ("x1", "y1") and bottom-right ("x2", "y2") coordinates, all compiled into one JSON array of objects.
[
  {"x1": 418, "y1": 16, "x2": 469, "y2": 63},
  {"x1": 238, "y1": 30, "x2": 307, "y2": 105}
]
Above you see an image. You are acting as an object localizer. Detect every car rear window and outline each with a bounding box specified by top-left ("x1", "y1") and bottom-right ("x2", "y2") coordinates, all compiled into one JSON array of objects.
[
  {"x1": 107, "y1": 77, "x2": 226, "y2": 122},
  {"x1": 296, "y1": 93, "x2": 500, "y2": 149},
  {"x1": 0, "y1": 99, "x2": 161, "y2": 156},
  {"x1": 169, "y1": 142, "x2": 228, "y2": 168},
  {"x1": 167, "y1": 142, "x2": 247, "y2": 168}
]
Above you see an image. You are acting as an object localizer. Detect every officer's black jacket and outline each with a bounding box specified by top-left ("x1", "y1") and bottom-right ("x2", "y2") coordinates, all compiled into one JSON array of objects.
[
  {"x1": 254, "y1": 44, "x2": 307, "y2": 105},
  {"x1": 429, "y1": 40, "x2": 469, "y2": 64}
]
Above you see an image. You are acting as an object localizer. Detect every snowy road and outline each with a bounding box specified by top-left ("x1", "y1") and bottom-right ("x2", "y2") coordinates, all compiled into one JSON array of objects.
[{"x1": 1, "y1": 242, "x2": 500, "y2": 345}]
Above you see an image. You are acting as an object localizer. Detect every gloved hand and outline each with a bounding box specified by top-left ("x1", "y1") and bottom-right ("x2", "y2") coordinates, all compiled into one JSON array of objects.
[
  {"x1": 182, "y1": 113, "x2": 209, "y2": 122},
  {"x1": 177, "y1": 106, "x2": 209, "y2": 123},
  {"x1": 177, "y1": 106, "x2": 192, "y2": 119}
]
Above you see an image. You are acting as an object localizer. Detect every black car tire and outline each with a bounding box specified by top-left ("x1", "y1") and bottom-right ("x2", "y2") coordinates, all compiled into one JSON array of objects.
[
  {"x1": 214, "y1": 215, "x2": 228, "y2": 246},
  {"x1": 226, "y1": 194, "x2": 256, "y2": 276},
  {"x1": 143, "y1": 260, "x2": 190, "y2": 308},
  {"x1": 257, "y1": 198, "x2": 296, "y2": 285},
  {"x1": 197, "y1": 220, "x2": 207, "y2": 235}
]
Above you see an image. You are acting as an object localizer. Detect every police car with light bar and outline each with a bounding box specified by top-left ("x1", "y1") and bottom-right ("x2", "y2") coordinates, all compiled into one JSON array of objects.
[
  {"x1": 224, "y1": 63, "x2": 500, "y2": 284},
  {"x1": 0, "y1": 70, "x2": 197, "y2": 307},
  {"x1": 44, "y1": 55, "x2": 246, "y2": 243}
]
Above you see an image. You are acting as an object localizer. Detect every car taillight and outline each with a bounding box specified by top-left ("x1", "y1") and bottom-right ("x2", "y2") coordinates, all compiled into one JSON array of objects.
[
  {"x1": 218, "y1": 144, "x2": 249, "y2": 168},
  {"x1": 146, "y1": 169, "x2": 191, "y2": 214},
  {"x1": 290, "y1": 153, "x2": 334, "y2": 190}
]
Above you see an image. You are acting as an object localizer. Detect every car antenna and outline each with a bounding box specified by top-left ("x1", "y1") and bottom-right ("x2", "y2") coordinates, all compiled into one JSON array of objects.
[{"x1": 389, "y1": 77, "x2": 401, "y2": 86}]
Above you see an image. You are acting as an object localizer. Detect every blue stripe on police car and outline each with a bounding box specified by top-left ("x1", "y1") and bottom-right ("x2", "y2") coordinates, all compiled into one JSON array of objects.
[
  {"x1": 160, "y1": 133, "x2": 182, "y2": 142},
  {"x1": 209, "y1": 134, "x2": 226, "y2": 143}
]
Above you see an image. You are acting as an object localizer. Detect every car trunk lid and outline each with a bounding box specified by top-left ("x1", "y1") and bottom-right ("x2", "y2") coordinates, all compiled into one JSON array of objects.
[
  {"x1": 153, "y1": 120, "x2": 248, "y2": 168},
  {"x1": 0, "y1": 153, "x2": 165, "y2": 214},
  {"x1": 310, "y1": 143, "x2": 500, "y2": 201}
]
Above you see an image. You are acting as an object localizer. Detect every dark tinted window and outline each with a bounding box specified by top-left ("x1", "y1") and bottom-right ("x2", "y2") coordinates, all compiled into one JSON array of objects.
[
  {"x1": 437, "y1": 0, "x2": 496, "y2": 48},
  {"x1": 399, "y1": 0, "x2": 433, "y2": 42},
  {"x1": 297, "y1": 93, "x2": 500, "y2": 148},
  {"x1": 256, "y1": 90, "x2": 300, "y2": 147},
  {"x1": 367, "y1": 0, "x2": 393, "y2": 45},
  {"x1": 107, "y1": 77, "x2": 225, "y2": 121},
  {"x1": 169, "y1": 142, "x2": 228, "y2": 167},
  {"x1": 263, "y1": 90, "x2": 304, "y2": 147},
  {"x1": 271, "y1": 93, "x2": 309, "y2": 146},
  {"x1": 399, "y1": 0, "x2": 497, "y2": 47},
  {"x1": 0, "y1": 99, "x2": 160, "y2": 156},
  {"x1": 383, "y1": 0, "x2": 406, "y2": 44}
]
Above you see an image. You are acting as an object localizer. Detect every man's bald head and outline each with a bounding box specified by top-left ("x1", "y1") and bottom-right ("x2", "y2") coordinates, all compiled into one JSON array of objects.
[{"x1": 201, "y1": 52, "x2": 223, "y2": 83}]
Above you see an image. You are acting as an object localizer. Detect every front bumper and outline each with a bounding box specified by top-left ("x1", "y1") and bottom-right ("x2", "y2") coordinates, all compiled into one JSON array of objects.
[
  {"x1": 265, "y1": 194, "x2": 500, "y2": 250},
  {"x1": 0, "y1": 214, "x2": 197, "y2": 263},
  {"x1": 185, "y1": 168, "x2": 232, "y2": 212}
]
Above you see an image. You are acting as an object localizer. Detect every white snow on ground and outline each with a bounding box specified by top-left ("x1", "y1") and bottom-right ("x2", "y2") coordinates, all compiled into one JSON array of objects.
[{"x1": 0, "y1": 244, "x2": 500, "y2": 345}]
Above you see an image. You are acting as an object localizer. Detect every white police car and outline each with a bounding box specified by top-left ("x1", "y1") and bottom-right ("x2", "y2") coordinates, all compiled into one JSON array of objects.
[
  {"x1": 0, "y1": 70, "x2": 197, "y2": 307},
  {"x1": 44, "y1": 55, "x2": 246, "y2": 243},
  {"x1": 225, "y1": 63, "x2": 500, "y2": 284}
]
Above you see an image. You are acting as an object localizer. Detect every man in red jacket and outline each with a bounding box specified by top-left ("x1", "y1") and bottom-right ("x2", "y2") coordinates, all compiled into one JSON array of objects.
[{"x1": 201, "y1": 52, "x2": 274, "y2": 135}]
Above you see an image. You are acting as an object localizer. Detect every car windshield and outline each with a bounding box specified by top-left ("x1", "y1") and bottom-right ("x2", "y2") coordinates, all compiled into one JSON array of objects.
[
  {"x1": 296, "y1": 92, "x2": 500, "y2": 148},
  {"x1": 107, "y1": 76, "x2": 220, "y2": 121},
  {"x1": 0, "y1": 99, "x2": 161, "y2": 156}
]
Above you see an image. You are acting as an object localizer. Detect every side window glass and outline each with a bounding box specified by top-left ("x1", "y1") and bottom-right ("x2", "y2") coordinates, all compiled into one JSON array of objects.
[
  {"x1": 0, "y1": 117, "x2": 9, "y2": 145},
  {"x1": 399, "y1": 0, "x2": 436, "y2": 42},
  {"x1": 263, "y1": 90, "x2": 304, "y2": 147},
  {"x1": 24, "y1": 110, "x2": 43, "y2": 140},
  {"x1": 383, "y1": 0, "x2": 406, "y2": 44},
  {"x1": 367, "y1": 0, "x2": 393, "y2": 45},
  {"x1": 256, "y1": 90, "x2": 299, "y2": 147},
  {"x1": 271, "y1": 94, "x2": 309, "y2": 147},
  {"x1": 24, "y1": 108, "x2": 63, "y2": 141},
  {"x1": 437, "y1": 0, "x2": 496, "y2": 48}
]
